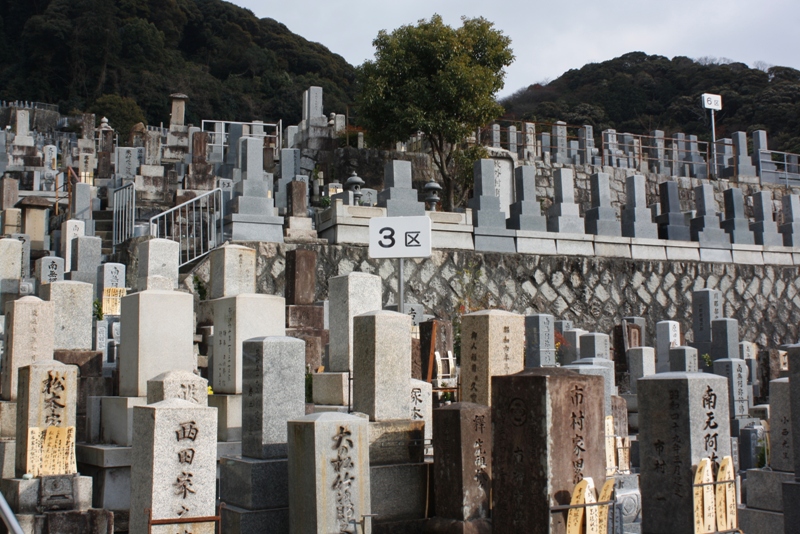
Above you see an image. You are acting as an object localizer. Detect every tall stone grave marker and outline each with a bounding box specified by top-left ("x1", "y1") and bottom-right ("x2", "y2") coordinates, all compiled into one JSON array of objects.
[
  {"x1": 209, "y1": 243, "x2": 255, "y2": 300},
  {"x1": 136, "y1": 238, "x2": 179, "y2": 291},
  {"x1": 469, "y1": 159, "x2": 516, "y2": 253},
  {"x1": 287, "y1": 413, "x2": 371, "y2": 533},
  {"x1": 621, "y1": 174, "x2": 658, "y2": 239},
  {"x1": 492, "y1": 368, "x2": 605, "y2": 532},
  {"x1": 525, "y1": 313, "x2": 557, "y2": 367},
  {"x1": 692, "y1": 288, "x2": 722, "y2": 355},
  {"x1": 547, "y1": 168, "x2": 584, "y2": 234},
  {"x1": 327, "y1": 272, "x2": 382, "y2": 373},
  {"x1": 638, "y1": 372, "x2": 731, "y2": 534},
  {"x1": 507, "y1": 165, "x2": 546, "y2": 231},
  {"x1": 656, "y1": 320, "x2": 680, "y2": 372},
  {"x1": 690, "y1": 184, "x2": 730, "y2": 247},
  {"x1": 713, "y1": 358, "x2": 749, "y2": 419},
  {"x1": 129, "y1": 399, "x2": 217, "y2": 534},
  {"x1": 779, "y1": 194, "x2": 800, "y2": 247},
  {"x1": 428, "y1": 403, "x2": 491, "y2": 529},
  {"x1": 721, "y1": 187, "x2": 755, "y2": 244},
  {"x1": 584, "y1": 172, "x2": 621, "y2": 236},
  {"x1": 353, "y1": 311, "x2": 411, "y2": 421},
  {"x1": 627, "y1": 347, "x2": 655, "y2": 394},
  {"x1": 15, "y1": 361, "x2": 78, "y2": 477},
  {"x1": 751, "y1": 190, "x2": 783, "y2": 246},
  {"x1": 377, "y1": 160, "x2": 425, "y2": 217},
  {"x1": 40, "y1": 281, "x2": 93, "y2": 351},
  {"x1": 59, "y1": 219, "x2": 84, "y2": 273},
  {"x1": 2, "y1": 296, "x2": 54, "y2": 401},
  {"x1": 656, "y1": 181, "x2": 690, "y2": 241},
  {"x1": 460, "y1": 310, "x2": 524, "y2": 405}
]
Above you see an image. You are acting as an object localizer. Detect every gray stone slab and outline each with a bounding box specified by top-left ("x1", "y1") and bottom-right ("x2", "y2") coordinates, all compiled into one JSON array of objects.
[
  {"x1": 328, "y1": 272, "x2": 382, "y2": 373},
  {"x1": 242, "y1": 337, "x2": 305, "y2": 459},
  {"x1": 219, "y1": 455, "x2": 288, "y2": 510},
  {"x1": 524, "y1": 313, "x2": 556, "y2": 368}
]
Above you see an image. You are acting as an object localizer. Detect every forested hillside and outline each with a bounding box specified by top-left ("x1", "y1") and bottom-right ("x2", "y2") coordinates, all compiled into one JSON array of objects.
[
  {"x1": 0, "y1": 0, "x2": 356, "y2": 127},
  {"x1": 500, "y1": 52, "x2": 800, "y2": 153}
]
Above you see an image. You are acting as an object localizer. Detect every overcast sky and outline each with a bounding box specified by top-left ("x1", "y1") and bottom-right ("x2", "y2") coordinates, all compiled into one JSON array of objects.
[{"x1": 230, "y1": 0, "x2": 800, "y2": 98}]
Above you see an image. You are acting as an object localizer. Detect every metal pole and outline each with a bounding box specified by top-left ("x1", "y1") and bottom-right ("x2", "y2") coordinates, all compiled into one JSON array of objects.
[
  {"x1": 0, "y1": 489, "x2": 24, "y2": 534},
  {"x1": 711, "y1": 109, "x2": 717, "y2": 178},
  {"x1": 398, "y1": 258, "x2": 405, "y2": 315}
]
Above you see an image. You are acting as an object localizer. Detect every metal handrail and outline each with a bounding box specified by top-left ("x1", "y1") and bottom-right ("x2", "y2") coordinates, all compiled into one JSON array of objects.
[
  {"x1": 149, "y1": 188, "x2": 224, "y2": 267},
  {"x1": 112, "y1": 182, "x2": 136, "y2": 253},
  {"x1": 0, "y1": 489, "x2": 23, "y2": 534}
]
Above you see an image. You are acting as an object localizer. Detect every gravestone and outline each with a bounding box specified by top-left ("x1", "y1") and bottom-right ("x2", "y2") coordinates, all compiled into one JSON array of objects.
[
  {"x1": 669, "y1": 346, "x2": 698, "y2": 372},
  {"x1": 10, "y1": 234, "x2": 30, "y2": 280},
  {"x1": 561, "y1": 328, "x2": 587, "y2": 366},
  {"x1": 638, "y1": 372, "x2": 731, "y2": 534},
  {"x1": 209, "y1": 243, "x2": 256, "y2": 300},
  {"x1": 146, "y1": 370, "x2": 208, "y2": 406},
  {"x1": 713, "y1": 358, "x2": 749, "y2": 419},
  {"x1": 409, "y1": 379, "x2": 432, "y2": 442},
  {"x1": 136, "y1": 238, "x2": 179, "y2": 291},
  {"x1": 768, "y1": 378, "x2": 792, "y2": 471},
  {"x1": 656, "y1": 320, "x2": 680, "y2": 373},
  {"x1": 352, "y1": 311, "x2": 411, "y2": 421},
  {"x1": 690, "y1": 184, "x2": 730, "y2": 248},
  {"x1": 584, "y1": 172, "x2": 621, "y2": 236},
  {"x1": 779, "y1": 194, "x2": 800, "y2": 247},
  {"x1": 377, "y1": 160, "x2": 424, "y2": 217},
  {"x1": 0, "y1": 238, "x2": 21, "y2": 308},
  {"x1": 428, "y1": 403, "x2": 491, "y2": 529},
  {"x1": 621, "y1": 175, "x2": 658, "y2": 239},
  {"x1": 656, "y1": 181, "x2": 690, "y2": 241},
  {"x1": 129, "y1": 399, "x2": 217, "y2": 534},
  {"x1": 67, "y1": 236, "x2": 102, "y2": 290},
  {"x1": 40, "y1": 281, "x2": 93, "y2": 351},
  {"x1": 525, "y1": 313, "x2": 556, "y2": 368},
  {"x1": 460, "y1": 310, "x2": 524, "y2": 405},
  {"x1": 15, "y1": 361, "x2": 78, "y2": 477},
  {"x1": 469, "y1": 159, "x2": 516, "y2": 253},
  {"x1": 492, "y1": 368, "x2": 605, "y2": 532},
  {"x1": 2, "y1": 296, "x2": 55, "y2": 401},
  {"x1": 726, "y1": 132, "x2": 758, "y2": 177},
  {"x1": 287, "y1": 413, "x2": 370, "y2": 534},
  {"x1": 507, "y1": 165, "x2": 546, "y2": 231},
  {"x1": 242, "y1": 337, "x2": 305, "y2": 458},
  {"x1": 118, "y1": 290, "x2": 194, "y2": 397},
  {"x1": 97, "y1": 263, "x2": 126, "y2": 316},
  {"x1": 59, "y1": 219, "x2": 84, "y2": 274},
  {"x1": 1, "y1": 177, "x2": 18, "y2": 210},
  {"x1": 212, "y1": 294, "x2": 285, "y2": 394},
  {"x1": 285, "y1": 249, "x2": 316, "y2": 306},
  {"x1": 627, "y1": 347, "x2": 655, "y2": 394},
  {"x1": 750, "y1": 190, "x2": 783, "y2": 246},
  {"x1": 327, "y1": 272, "x2": 382, "y2": 373},
  {"x1": 547, "y1": 168, "x2": 584, "y2": 234},
  {"x1": 692, "y1": 289, "x2": 722, "y2": 355},
  {"x1": 720, "y1": 187, "x2": 755, "y2": 244}
]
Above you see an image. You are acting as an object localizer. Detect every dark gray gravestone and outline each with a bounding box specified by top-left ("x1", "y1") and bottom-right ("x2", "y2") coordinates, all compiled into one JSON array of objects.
[
  {"x1": 377, "y1": 160, "x2": 425, "y2": 217},
  {"x1": 507, "y1": 165, "x2": 546, "y2": 231},
  {"x1": 469, "y1": 159, "x2": 515, "y2": 253},
  {"x1": 638, "y1": 372, "x2": 731, "y2": 534},
  {"x1": 690, "y1": 184, "x2": 731, "y2": 248},
  {"x1": 721, "y1": 187, "x2": 755, "y2": 244},
  {"x1": 750, "y1": 190, "x2": 783, "y2": 246},
  {"x1": 584, "y1": 172, "x2": 620, "y2": 236},
  {"x1": 621, "y1": 175, "x2": 658, "y2": 239},
  {"x1": 546, "y1": 168, "x2": 584, "y2": 234},
  {"x1": 656, "y1": 181, "x2": 690, "y2": 241}
]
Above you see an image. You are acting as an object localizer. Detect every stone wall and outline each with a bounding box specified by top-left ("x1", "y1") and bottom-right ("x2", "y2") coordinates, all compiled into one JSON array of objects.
[{"x1": 188, "y1": 242, "x2": 800, "y2": 353}]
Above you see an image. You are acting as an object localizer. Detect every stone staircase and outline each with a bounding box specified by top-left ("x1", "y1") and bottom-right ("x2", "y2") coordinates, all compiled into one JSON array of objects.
[{"x1": 93, "y1": 209, "x2": 114, "y2": 256}]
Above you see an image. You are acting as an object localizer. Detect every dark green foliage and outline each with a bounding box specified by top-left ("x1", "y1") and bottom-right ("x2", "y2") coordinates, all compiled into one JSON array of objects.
[
  {"x1": 0, "y1": 0, "x2": 356, "y2": 135},
  {"x1": 501, "y1": 52, "x2": 800, "y2": 152}
]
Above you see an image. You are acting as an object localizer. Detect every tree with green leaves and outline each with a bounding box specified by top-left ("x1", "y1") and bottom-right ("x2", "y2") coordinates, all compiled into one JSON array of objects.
[{"x1": 357, "y1": 15, "x2": 514, "y2": 211}]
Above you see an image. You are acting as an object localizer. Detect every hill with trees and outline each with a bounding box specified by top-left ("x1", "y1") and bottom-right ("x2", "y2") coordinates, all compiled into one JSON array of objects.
[
  {"x1": 0, "y1": 0, "x2": 356, "y2": 130},
  {"x1": 500, "y1": 52, "x2": 800, "y2": 154}
]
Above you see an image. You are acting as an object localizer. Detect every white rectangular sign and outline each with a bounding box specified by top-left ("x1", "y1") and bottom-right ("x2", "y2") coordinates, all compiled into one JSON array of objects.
[
  {"x1": 369, "y1": 216, "x2": 432, "y2": 259},
  {"x1": 701, "y1": 93, "x2": 722, "y2": 111}
]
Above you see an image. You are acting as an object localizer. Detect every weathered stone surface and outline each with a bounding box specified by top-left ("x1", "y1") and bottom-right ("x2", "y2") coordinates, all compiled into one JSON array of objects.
[
  {"x1": 130, "y1": 399, "x2": 217, "y2": 534},
  {"x1": 146, "y1": 370, "x2": 208, "y2": 406},
  {"x1": 769, "y1": 378, "x2": 793, "y2": 471},
  {"x1": 136, "y1": 238, "x2": 179, "y2": 291},
  {"x1": 352, "y1": 311, "x2": 411, "y2": 421},
  {"x1": 492, "y1": 368, "x2": 605, "y2": 533},
  {"x1": 209, "y1": 243, "x2": 256, "y2": 299},
  {"x1": 40, "y1": 281, "x2": 93, "y2": 351},
  {"x1": 242, "y1": 337, "x2": 305, "y2": 459},
  {"x1": 287, "y1": 413, "x2": 371, "y2": 534},
  {"x1": 191, "y1": 241, "x2": 800, "y2": 356},
  {"x1": 328, "y1": 272, "x2": 382, "y2": 373},
  {"x1": 432, "y1": 403, "x2": 490, "y2": 522},
  {"x1": 638, "y1": 372, "x2": 731, "y2": 534},
  {"x1": 2, "y1": 296, "x2": 55, "y2": 401},
  {"x1": 460, "y1": 310, "x2": 524, "y2": 406},
  {"x1": 285, "y1": 249, "x2": 317, "y2": 305}
]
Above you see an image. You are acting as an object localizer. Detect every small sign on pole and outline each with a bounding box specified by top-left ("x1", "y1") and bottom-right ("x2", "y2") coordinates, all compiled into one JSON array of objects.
[
  {"x1": 701, "y1": 93, "x2": 722, "y2": 111},
  {"x1": 368, "y1": 216, "x2": 432, "y2": 259}
]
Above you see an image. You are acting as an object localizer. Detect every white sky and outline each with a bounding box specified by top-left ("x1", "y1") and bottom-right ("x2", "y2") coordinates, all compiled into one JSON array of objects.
[{"x1": 230, "y1": 0, "x2": 800, "y2": 98}]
